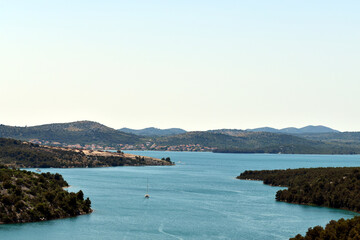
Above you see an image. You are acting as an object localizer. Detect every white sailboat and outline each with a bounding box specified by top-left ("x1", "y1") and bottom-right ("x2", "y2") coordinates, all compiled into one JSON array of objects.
[{"x1": 144, "y1": 178, "x2": 150, "y2": 199}]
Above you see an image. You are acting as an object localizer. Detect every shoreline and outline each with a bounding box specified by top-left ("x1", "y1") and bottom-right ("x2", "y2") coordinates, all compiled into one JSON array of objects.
[
  {"x1": 0, "y1": 209, "x2": 93, "y2": 225},
  {"x1": 125, "y1": 149, "x2": 360, "y2": 156}
]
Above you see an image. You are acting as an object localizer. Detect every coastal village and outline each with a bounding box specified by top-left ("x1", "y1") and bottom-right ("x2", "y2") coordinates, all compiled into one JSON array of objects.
[{"x1": 28, "y1": 139, "x2": 216, "y2": 152}]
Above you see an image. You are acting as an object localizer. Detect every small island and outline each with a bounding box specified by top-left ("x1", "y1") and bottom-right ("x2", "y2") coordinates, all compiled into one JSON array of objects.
[
  {"x1": 0, "y1": 165, "x2": 92, "y2": 224},
  {"x1": 237, "y1": 167, "x2": 360, "y2": 239}
]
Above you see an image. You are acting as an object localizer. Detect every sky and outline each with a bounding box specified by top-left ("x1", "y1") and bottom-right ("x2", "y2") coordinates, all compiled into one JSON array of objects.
[{"x1": 1, "y1": 0, "x2": 360, "y2": 131}]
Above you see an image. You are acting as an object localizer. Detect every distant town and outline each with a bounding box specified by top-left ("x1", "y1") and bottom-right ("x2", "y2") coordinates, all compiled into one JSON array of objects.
[{"x1": 28, "y1": 139, "x2": 216, "y2": 152}]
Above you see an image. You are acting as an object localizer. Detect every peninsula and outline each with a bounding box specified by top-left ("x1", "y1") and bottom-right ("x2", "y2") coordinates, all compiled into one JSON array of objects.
[
  {"x1": 0, "y1": 138, "x2": 173, "y2": 168},
  {"x1": 0, "y1": 166, "x2": 92, "y2": 224},
  {"x1": 0, "y1": 137, "x2": 172, "y2": 225}
]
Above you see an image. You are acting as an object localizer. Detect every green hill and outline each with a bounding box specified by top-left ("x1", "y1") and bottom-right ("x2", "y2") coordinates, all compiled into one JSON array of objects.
[
  {"x1": 0, "y1": 166, "x2": 91, "y2": 224},
  {"x1": 154, "y1": 131, "x2": 360, "y2": 154},
  {"x1": 298, "y1": 132, "x2": 360, "y2": 145},
  {"x1": 0, "y1": 121, "x2": 141, "y2": 146}
]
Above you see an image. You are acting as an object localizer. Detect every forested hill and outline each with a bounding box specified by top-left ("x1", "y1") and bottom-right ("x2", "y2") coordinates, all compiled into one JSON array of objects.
[
  {"x1": 0, "y1": 166, "x2": 92, "y2": 224},
  {"x1": 0, "y1": 138, "x2": 173, "y2": 168},
  {"x1": 156, "y1": 131, "x2": 314, "y2": 147},
  {"x1": 0, "y1": 121, "x2": 141, "y2": 146},
  {"x1": 156, "y1": 131, "x2": 360, "y2": 154},
  {"x1": 298, "y1": 132, "x2": 360, "y2": 145}
]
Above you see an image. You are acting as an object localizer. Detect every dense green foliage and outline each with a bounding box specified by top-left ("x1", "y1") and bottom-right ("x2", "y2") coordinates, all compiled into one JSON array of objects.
[
  {"x1": 238, "y1": 167, "x2": 360, "y2": 212},
  {"x1": 290, "y1": 217, "x2": 360, "y2": 240},
  {"x1": 0, "y1": 138, "x2": 172, "y2": 168},
  {"x1": 0, "y1": 166, "x2": 91, "y2": 224},
  {"x1": 0, "y1": 121, "x2": 141, "y2": 146}
]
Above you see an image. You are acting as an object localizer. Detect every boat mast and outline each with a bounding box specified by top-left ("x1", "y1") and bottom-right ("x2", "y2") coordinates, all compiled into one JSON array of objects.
[{"x1": 144, "y1": 178, "x2": 150, "y2": 198}]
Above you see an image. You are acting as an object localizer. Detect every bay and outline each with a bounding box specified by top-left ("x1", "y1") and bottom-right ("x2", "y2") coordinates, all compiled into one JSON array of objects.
[{"x1": 1, "y1": 152, "x2": 360, "y2": 239}]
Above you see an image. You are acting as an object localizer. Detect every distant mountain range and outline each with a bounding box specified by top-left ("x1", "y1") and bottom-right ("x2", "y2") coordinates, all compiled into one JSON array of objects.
[
  {"x1": 118, "y1": 127, "x2": 186, "y2": 136},
  {"x1": 1, "y1": 121, "x2": 359, "y2": 154},
  {"x1": 245, "y1": 125, "x2": 339, "y2": 134},
  {"x1": 119, "y1": 125, "x2": 339, "y2": 136}
]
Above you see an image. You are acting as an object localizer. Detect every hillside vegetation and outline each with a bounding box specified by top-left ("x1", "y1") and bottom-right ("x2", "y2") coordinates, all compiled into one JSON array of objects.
[
  {"x1": 1, "y1": 121, "x2": 360, "y2": 154},
  {"x1": 0, "y1": 121, "x2": 141, "y2": 146},
  {"x1": 0, "y1": 138, "x2": 173, "y2": 168},
  {"x1": 0, "y1": 166, "x2": 91, "y2": 224},
  {"x1": 299, "y1": 132, "x2": 360, "y2": 145},
  {"x1": 155, "y1": 131, "x2": 313, "y2": 148},
  {"x1": 156, "y1": 131, "x2": 360, "y2": 154}
]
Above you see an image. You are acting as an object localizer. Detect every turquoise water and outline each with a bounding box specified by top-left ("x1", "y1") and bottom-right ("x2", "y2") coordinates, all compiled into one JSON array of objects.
[{"x1": 1, "y1": 152, "x2": 360, "y2": 239}]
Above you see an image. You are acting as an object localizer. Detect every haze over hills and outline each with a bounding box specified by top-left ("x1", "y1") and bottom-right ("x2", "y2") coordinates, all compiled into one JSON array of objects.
[
  {"x1": 245, "y1": 125, "x2": 339, "y2": 134},
  {"x1": 119, "y1": 127, "x2": 186, "y2": 136},
  {"x1": 120, "y1": 125, "x2": 339, "y2": 137},
  {"x1": 208, "y1": 125, "x2": 339, "y2": 137}
]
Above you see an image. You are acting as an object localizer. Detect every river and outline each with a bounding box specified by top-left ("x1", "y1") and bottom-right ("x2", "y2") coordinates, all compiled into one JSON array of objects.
[{"x1": 1, "y1": 152, "x2": 359, "y2": 239}]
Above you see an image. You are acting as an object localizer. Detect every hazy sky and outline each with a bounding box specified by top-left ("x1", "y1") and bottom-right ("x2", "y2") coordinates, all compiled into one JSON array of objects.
[{"x1": 1, "y1": 0, "x2": 359, "y2": 131}]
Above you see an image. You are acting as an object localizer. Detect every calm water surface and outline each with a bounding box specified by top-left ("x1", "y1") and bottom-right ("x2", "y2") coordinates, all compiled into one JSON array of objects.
[{"x1": 1, "y1": 152, "x2": 360, "y2": 240}]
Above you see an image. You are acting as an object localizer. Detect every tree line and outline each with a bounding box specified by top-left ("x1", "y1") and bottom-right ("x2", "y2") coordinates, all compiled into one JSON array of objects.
[{"x1": 238, "y1": 167, "x2": 360, "y2": 239}]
